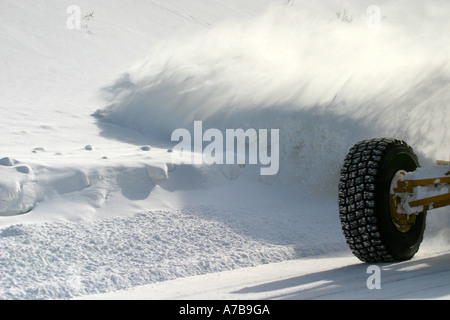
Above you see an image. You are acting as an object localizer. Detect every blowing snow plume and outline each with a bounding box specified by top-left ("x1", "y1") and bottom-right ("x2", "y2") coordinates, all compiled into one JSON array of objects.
[{"x1": 96, "y1": 0, "x2": 450, "y2": 195}]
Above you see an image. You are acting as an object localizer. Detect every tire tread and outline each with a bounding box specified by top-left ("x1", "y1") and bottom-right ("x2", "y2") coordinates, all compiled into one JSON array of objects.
[{"x1": 338, "y1": 138, "x2": 409, "y2": 262}]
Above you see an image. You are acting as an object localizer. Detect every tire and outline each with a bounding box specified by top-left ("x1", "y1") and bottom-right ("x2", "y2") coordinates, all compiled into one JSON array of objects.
[{"x1": 338, "y1": 138, "x2": 426, "y2": 263}]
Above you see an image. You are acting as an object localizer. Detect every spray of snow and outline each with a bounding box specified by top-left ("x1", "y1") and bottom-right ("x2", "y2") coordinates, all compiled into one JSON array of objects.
[{"x1": 98, "y1": 0, "x2": 450, "y2": 195}]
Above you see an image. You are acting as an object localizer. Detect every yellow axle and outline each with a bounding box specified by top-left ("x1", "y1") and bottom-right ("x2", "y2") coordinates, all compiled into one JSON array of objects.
[{"x1": 391, "y1": 161, "x2": 450, "y2": 216}]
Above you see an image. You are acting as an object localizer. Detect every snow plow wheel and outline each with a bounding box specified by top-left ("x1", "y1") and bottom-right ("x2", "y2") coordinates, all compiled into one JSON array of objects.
[{"x1": 338, "y1": 138, "x2": 426, "y2": 263}]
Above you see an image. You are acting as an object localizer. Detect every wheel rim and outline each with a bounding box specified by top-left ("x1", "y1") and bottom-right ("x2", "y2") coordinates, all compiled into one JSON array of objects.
[{"x1": 389, "y1": 170, "x2": 416, "y2": 233}]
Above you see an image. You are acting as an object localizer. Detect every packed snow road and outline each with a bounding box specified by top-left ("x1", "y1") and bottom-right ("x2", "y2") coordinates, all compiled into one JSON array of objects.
[
  {"x1": 83, "y1": 248, "x2": 450, "y2": 300},
  {"x1": 1, "y1": 201, "x2": 448, "y2": 300}
]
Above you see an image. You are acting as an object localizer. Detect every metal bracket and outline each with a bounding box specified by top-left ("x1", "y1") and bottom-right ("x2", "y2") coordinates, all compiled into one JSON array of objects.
[{"x1": 391, "y1": 164, "x2": 450, "y2": 216}]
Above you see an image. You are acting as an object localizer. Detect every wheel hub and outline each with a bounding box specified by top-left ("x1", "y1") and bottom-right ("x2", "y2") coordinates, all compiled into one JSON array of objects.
[{"x1": 389, "y1": 170, "x2": 416, "y2": 233}]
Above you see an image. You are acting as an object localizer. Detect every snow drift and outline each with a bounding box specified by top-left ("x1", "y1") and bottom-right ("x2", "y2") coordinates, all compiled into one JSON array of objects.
[{"x1": 97, "y1": 0, "x2": 450, "y2": 196}]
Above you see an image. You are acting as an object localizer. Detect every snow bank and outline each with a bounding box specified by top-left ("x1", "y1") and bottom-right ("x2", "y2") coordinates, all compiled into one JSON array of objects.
[
  {"x1": 97, "y1": 0, "x2": 450, "y2": 195},
  {"x1": 0, "y1": 159, "x2": 41, "y2": 216}
]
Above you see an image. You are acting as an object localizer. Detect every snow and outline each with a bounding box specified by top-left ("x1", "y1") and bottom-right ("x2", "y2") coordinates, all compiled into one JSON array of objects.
[
  {"x1": 0, "y1": 0, "x2": 449, "y2": 300},
  {"x1": 82, "y1": 249, "x2": 450, "y2": 300}
]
